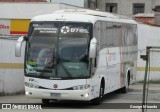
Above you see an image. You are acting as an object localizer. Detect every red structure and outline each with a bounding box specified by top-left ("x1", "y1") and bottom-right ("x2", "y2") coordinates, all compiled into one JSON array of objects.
[
  {"x1": 134, "y1": 13, "x2": 156, "y2": 26},
  {"x1": 135, "y1": 17, "x2": 155, "y2": 25}
]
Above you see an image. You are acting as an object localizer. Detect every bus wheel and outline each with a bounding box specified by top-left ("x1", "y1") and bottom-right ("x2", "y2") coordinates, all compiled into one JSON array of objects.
[
  {"x1": 42, "y1": 99, "x2": 50, "y2": 104},
  {"x1": 121, "y1": 74, "x2": 129, "y2": 93},
  {"x1": 92, "y1": 83, "x2": 104, "y2": 105}
]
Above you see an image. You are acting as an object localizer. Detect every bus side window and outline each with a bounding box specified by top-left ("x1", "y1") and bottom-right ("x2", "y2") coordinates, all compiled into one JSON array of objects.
[{"x1": 106, "y1": 22, "x2": 114, "y2": 47}]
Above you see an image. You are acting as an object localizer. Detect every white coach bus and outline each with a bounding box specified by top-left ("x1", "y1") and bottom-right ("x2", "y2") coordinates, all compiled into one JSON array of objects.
[{"x1": 15, "y1": 9, "x2": 138, "y2": 104}]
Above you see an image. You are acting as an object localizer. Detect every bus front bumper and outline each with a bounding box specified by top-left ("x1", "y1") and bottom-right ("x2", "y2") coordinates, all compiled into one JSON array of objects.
[{"x1": 25, "y1": 87, "x2": 92, "y2": 101}]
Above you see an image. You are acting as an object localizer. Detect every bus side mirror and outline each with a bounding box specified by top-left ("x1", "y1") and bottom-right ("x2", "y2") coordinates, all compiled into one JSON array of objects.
[
  {"x1": 15, "y1": 36, "x2": 26, "y2": 57},
  {"x1": 89, "y1": 37, "x2": 97, "y2": 59}
]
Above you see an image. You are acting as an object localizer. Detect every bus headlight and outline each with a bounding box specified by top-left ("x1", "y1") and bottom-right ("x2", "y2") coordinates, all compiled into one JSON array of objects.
[
  {"x1": 73, "y1": 84, "x2": 90, "y2": 90},
  {"x1": 25, "y1": 82, "x2": 39, "y2": 88}
]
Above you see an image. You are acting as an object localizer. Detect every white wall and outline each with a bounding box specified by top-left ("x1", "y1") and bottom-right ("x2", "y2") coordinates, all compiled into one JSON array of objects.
[
  {"x1": 0, "y1": 3, "x2": 80, "y2": 19},
  {"x1": 0, "y1": 19, "x2": 10, "y2": 35},
  {"x1": 0, "y1": 38, "x2": 25, "y2": 95},
  {"x1": 137, "y1": 23, "x2": 160, "y2": 81},
  {"x1": 47, "y1": 0, "x2": 84, "y2": 7}
]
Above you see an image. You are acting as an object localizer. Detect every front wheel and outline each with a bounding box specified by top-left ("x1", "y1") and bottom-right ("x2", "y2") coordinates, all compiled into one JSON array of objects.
[{"x1": 92, "y1": 84, "x2": 104, "y2": 105}]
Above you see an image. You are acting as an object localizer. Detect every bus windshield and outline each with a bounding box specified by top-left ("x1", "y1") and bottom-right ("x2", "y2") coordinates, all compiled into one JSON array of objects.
[{"x1": 25, "y1": 22, "x2": 92, "y2": 79}]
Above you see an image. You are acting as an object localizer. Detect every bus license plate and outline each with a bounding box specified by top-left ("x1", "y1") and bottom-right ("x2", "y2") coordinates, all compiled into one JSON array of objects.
[{"x1": 50, "y1": 93, "x2": 61, "y2": 97}]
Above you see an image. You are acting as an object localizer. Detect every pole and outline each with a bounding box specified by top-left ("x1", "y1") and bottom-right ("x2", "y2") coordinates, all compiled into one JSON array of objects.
[{"x1": 142, "y1": 47, "x2": 150, "y2": 112}]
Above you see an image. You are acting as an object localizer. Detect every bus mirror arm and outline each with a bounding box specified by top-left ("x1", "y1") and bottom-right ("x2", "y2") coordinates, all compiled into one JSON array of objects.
[
  {"x1": 89, "y1": 37, "x2": 97, "y2": 59},
  {"x1": 15, "y1": 36, "x2": 27, "y2": 57}
]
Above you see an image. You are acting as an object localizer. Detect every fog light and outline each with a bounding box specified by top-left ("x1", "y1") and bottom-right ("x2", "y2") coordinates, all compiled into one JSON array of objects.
[
  {"x1": 25, "y1": 91, "x2": 32, "y2": 95},
  {"x1": 25, "y1": 91, "x2": 29, "y2": 95},
  {"x1": 85, "y1": 93, "x2": 89, "y2": 97}
]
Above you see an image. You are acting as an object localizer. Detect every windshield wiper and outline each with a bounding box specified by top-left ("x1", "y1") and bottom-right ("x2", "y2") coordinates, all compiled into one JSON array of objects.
[
  {"x1": 44, "y1": 57, "x2": 54, "y2": 69},
  {"x1": 38, "y1": 56, "x2": 72, "y2": 78},
  {"x1": 58, "y1": 58, "x2": 72, "y2": 78}
]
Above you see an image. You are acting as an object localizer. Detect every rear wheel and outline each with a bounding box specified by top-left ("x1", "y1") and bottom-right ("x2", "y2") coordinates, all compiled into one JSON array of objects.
[
  {"x1": 92, "y1": 83, "x2": 104, "y2": 105},
  {"x1": 121, "y1": 74, "x2": 130, "y2": 93}
]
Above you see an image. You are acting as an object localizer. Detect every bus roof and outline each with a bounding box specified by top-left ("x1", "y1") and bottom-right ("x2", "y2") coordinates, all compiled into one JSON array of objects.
[{"x1": 31, "y1": 9, "x2": 137, "y2": 24}]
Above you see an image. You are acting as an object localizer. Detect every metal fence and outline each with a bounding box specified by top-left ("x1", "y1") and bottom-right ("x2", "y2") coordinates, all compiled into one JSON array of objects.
[{"x1": 142, "y1": 47, "x2": 160, "y2": 112}]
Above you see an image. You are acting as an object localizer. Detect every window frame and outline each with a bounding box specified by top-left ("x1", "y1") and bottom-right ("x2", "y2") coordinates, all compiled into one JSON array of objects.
[
  {"x1": 133, "y1": 3, "x2": 145, "y2": 15},
  {"x1": 105, "y1": 3, "x2": 118, "y2": 13}
]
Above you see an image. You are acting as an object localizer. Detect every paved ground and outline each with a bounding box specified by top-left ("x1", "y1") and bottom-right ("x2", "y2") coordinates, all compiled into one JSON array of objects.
[{"x1": 0, "y1": 83, "x2": 146, "y2": 112}]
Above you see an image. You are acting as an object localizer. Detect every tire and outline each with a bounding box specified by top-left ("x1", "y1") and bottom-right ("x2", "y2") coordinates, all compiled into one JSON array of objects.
[
  {"x1": 42, "y1": 99, "x2": 50, "y2": 104},
  {"x1": 92, "y1": 83, "x2": 104, "y2": 105},
  {"x1": 121, "y1": 75, "x2": 129, "y2": 93}
]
